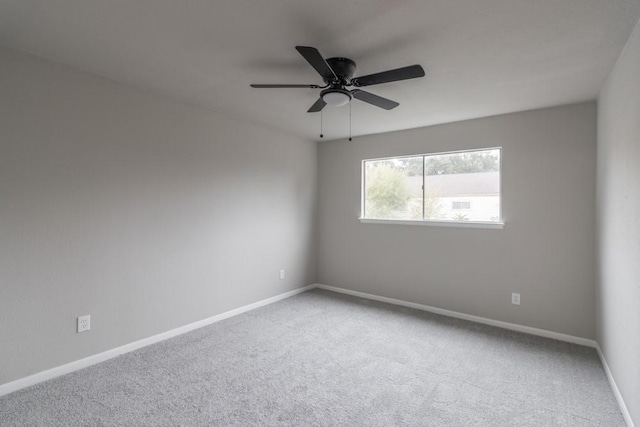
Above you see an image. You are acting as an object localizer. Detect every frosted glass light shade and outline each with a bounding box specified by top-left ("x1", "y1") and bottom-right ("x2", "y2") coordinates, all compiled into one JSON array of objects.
[{"x1": 322, "y1": 91, "x2": 351, "y2": 107}]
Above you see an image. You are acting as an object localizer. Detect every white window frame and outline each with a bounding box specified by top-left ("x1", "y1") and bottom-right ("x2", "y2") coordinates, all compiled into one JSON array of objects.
[{"x1": 360, "y1": 147, "x2": 504, "y2": 229}]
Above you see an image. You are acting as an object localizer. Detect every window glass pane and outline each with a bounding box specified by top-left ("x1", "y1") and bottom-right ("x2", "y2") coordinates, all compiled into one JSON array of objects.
[
  {"x1": 364, "y1": 156, "x2": 423, "y2": 220},
  {"x1": 424, "y1": 149, "x2": 500, "y2": 222}
]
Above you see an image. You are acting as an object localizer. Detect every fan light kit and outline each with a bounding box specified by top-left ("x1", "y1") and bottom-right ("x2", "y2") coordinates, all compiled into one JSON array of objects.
[
  {"x1": 322, "y1": 89, "x2": 351, "y2": 107},
  {"x1": 251, "y1": 46, "x2": 425, "y2": 138}
]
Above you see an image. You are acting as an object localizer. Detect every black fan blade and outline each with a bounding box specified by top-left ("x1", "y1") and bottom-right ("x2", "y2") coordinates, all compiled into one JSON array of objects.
[
  {"x1": 307, "y1": 97, "x2": 326, "y2": 113},
  {"x1": 351, "y1": 65, "x2": 425, "y2": 87},
  {"x1": 351, "y1": 89, "x2": 399, "y2": 110},
  {"x1": 250, "y1": 84, "x2": 321, "y2": 88},
  {"x1": 295, "y1": 46, "x2": 337, "y2": 81}
]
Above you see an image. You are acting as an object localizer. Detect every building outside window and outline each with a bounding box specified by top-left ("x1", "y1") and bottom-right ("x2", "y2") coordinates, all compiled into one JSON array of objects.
[{"x1": 362, "y1": 148, "x2": 501, "y2": 224}]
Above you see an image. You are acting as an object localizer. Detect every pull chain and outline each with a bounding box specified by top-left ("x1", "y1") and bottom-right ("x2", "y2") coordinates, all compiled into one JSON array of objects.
[
  {"x1": 349, "y1": 101, "x2": 352, "y2": 141},
  {"x1": 320, "y1": 110, "x2": 324, "y2": 138}
]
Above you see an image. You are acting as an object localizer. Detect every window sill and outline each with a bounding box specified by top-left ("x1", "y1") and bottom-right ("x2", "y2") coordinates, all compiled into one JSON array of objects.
[{"x1": 359, "y1": 218, "x2": 505, "y2": 229}]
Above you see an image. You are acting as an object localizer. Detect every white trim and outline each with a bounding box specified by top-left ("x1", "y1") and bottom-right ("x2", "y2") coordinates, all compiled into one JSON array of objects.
[
  {"x1": 315, "y1": 284, "x2": 596, "y2": 347},
  {"x1": 362, "y1": 146, "x2": 504, "y2": 163},
  {"x1": 596, "y1": 344, "x2": 635, "y2": 427},
  {"x1": 0, "y1": 284, "x2": 317, "y2": 398},
  {"x1": 359, "y1": 218, "x2": 505, "y2": 229}
]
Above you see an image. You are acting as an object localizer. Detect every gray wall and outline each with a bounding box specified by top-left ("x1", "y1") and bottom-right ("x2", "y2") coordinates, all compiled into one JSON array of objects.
[
  {"x1": 0, "y1": 46, "x2": 317, "y2": 385},
  {"x1": 597, "y1": 19, "x2": 640, "y2": 425},
  {"x1": 318, "y1": 102, "x2": 597, "y2": 339}
]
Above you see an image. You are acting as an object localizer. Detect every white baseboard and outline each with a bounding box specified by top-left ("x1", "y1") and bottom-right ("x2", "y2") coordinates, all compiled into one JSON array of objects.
[
  {"x1": 0, "y1": 284, "x2": 317, "y2": 398},
  {"x1": 315, "y1": 284, "x2": 597, "y2": 347},
  {"x1": 596, "y1": 344, "x2": 635, "y2": 427}
]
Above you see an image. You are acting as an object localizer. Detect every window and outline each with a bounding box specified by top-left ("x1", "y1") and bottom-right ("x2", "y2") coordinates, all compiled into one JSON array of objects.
[
  {"x1": 362, "y1": 148, "x2": 502, "y2": 226},
  {"x1": 451, "y1": 201, "x2": 471, "y2": 210}
]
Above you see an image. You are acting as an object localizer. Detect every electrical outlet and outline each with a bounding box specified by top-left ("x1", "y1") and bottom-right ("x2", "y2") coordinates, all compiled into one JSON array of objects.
[
  {"x1": 279, "y1": 269, "x2": 285, "y2": 280},
  {"x1": 77, "y1": 315, "x2": 91, "y2": 333},
  {"x1": 511, "y1": 293, "x2": 521, "y2": 305}
]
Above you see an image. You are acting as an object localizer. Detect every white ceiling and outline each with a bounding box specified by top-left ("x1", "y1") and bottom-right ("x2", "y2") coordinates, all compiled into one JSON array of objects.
[{"x1": 1, "y1": 0, "x2": 639, "y2": 141}]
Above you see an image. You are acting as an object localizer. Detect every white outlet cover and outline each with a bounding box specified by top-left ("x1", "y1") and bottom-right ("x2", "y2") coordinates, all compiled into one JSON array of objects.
[
  {"x1": 77, "y1": 315, "x2": 91, "y2": 333},
  {"x1": 512, "y1": 293, "x2": 521, "y2": 305},
  {"x1": 279, "y1": 269, "x2": 285, "y2": 280}
]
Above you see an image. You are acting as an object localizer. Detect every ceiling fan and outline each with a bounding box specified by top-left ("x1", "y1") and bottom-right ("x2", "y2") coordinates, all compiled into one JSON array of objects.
[{"x1": 250, "y1": 46, "x2": 425, "y2": 112}]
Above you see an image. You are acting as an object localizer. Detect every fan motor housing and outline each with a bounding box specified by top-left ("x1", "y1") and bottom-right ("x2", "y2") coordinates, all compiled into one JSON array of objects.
[{"x1": 326, "y1": 57, "x2": 356, "y2": 83}]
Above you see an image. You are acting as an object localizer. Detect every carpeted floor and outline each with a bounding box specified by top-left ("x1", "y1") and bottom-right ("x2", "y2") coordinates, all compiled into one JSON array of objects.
[{"x1": 0, "y1": 289, "x2": 625, "y2": 426}]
